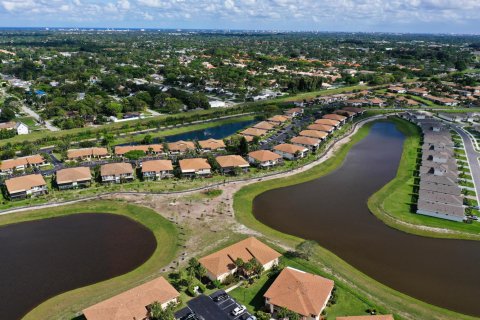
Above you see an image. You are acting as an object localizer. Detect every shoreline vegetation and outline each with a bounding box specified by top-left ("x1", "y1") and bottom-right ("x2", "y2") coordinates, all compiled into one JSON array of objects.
[
  {"x1": 233, "y1": 117, "x2": 479, "y2": 320},
  {"x1": 0, "y1": 200, "x2": 178, "y2": 320}
]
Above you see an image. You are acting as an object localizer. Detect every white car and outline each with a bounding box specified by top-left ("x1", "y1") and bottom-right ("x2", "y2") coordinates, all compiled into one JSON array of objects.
[{"x1": 231, "y1": 305, "x2": 246, "y2": 316}]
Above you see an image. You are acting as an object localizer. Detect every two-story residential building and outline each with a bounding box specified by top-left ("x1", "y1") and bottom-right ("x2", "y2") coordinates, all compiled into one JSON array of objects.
[
  {"x1": 56, "y1": 167, "x2": 92, "y2": 190},
  {"x1": 168, "y1": 140, "x2": 196, "y2": 155},
  {"x1": 114, "y1": 144, "x2": 164, "y2": 157},
  {"x1": 264, "y1": 267, "x2": 334, "y2": 320},
  {"x1": 0, "y1": 121, "x2": 29, "y2": 135},
  {"x1": 141, "y1": 160, "x2": 173, "y2": 180},
  {"x1": 291, "y1": 136, "x2": 321, "y2": 151},
  {"x1": 179, "y1": 158, "x2": 211, "y2": 177},
  {"x1": 0, "y1": 154, "x2": 48, "y2": 175},
  {"x1": 100, "y1": 163, "x2": 134, "y2": 183},
  {"x1": 307, "y1": 123, "x2": 335, "y2": 133},
  {"x1": 83, "y1": 276, "x2": 180, "y2": 320},
  {"x1": 198, "y1": 139, "x2": 226, "y2": 153},
  {"x1": 248, "y1": 150, "x2": 282, "y2": 168},
  {"x1": 274, "y1": 144, "x2": 308, "y2": 160},
  {"x1": 67, "y1": 147, "x2": 109, "y2": 162},
  {"x1": 199, "y1": 237, "x2": 281, "y2": 282},
  {"x1": 5, "y1": 174, "x2": 47, "y2": 199},
  {"x1": 215, "y1": 155, "x2": 250, "y2": 174}
]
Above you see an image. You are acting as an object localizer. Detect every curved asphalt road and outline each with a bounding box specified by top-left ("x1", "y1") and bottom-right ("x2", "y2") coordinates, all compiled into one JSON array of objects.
[{"x1": 453, "y1": 126, "x2": 480, "y2": 204}]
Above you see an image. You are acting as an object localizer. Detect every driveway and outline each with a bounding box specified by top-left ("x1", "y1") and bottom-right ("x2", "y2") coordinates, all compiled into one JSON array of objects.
[{"x1": 20, "y1": 104, "x2": 60, "y2": 131}]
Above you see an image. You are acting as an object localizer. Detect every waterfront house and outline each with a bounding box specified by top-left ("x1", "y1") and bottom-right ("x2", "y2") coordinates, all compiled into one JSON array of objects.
[
  {"x1": 416, "y1": 199, "x2": 465, "y2": 222},
  {"x1": 199, "y1": 237, "x2": 281, "y2": 282},
  {"x1": 198, "y1": 139, "x2": 226, "y2": 152},
  {"x1": 264, "y1": 267, "x2": 334, "y2": 320},
  {"x1": 114, "y1": 144, "x2": 164, "y2": 157},
  {"x1": 273, "y1": 143, "x2": 308, "y2": 160},
  {"x1": 100, "y1": 163, "x2": 134, "y2": 183},
  {"x1": 168, "y1": 140, "x2": 196, "y2": 155},
  {"x1": 248, "y1": 150, "x2": 282, "y2": 168},
  {"x1": 0, "y1": 154, "x2": 48, "y2": 174},
  {"x1": 337, "y1": 315, "x2": 394, "y2": 320},
  {"x1": 334, "y1": 109, "x2": 356, "y2": 118},
  {"x1": 315, "y1": 118, "x2": 340, "y2": 128},
  {"x1": 241, "y1": 127, "x2": 268, "y2": 137},
  {"x1": 267, "y1": 115, "x2": 290, "y2": 125},
  {"x1": 323, "y1": 114, "x2": 347, "y2": 124},
  {"x1": 291, "y1": 136, "x2": 321, "y2": 151},
  {"x1": 253, "y1": 121, "x2": 275, "y2": 131},
  {"x1": 284, "y1": 107, "x2": 304, "y2": 117},
  {"x1": 56, "y1": 167, "x2": 92, "y2": 190},
  {"x1": 299, "y1": 130, "x2": 328, "y2": 140},
  {"x1": 5, "y1": 174, "x2": 47, "y2": 199},
  {"x1": 67, "y1": 147, "x2": 109, "y2": 162},
  {"x1": 307, "y1": 123, "x2": 335, "y2": 133},
  {"x1": 83, "y1": 276, "x2": 180, "y2": 320},
  {"x1": 215, "y1": 155, "x2": 250, "y2": 174},
  {"x1": 179, "y1": 158, "x2": 211, "y2": 177},
  {"x1": 142, "y1": 160, "x2": 173, "y2": 180}
]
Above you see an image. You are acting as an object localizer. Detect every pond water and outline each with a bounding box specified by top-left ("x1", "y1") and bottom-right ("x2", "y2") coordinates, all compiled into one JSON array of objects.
[
  {"x1": 0, "y1": 213, "x2": 157, "y2": 320},
  {"x1": 253, "y1": 121, "x2": 480, "y2": 317}
]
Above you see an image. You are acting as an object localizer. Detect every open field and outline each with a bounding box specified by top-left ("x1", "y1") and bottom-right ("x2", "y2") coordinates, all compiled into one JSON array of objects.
[
  {"x1": 233, "y1": 118, "x2": 479, "y2": 320},
  {"x1": 0, "y1": 200, "x2": 179, "y2": 320}
]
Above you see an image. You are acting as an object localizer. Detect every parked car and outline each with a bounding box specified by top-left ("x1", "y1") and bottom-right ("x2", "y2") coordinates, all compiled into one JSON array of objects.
[
  {"x1": 232, "y1": 305, "x2": 247, "y2": 316},
  {"x1": 246, "y1": 316, "x2": 257, "y2": 320}
]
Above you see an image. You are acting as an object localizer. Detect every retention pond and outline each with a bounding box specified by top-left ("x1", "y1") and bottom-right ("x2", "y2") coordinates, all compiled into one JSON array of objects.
[
  {"x1": 0, "y1": 213, "x2": 156, "y2": 320},
  {"x1": 254, "y1": 121, "x2": 480, "y2": 317}
]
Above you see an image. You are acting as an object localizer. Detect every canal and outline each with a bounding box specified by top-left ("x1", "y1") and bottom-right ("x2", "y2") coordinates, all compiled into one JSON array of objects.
[
  {"x1": 253, "y1": 121, "x2": 480, "y2": 317},
  {"x1": 0, "y1": 213, "x2": 156, "y2": 320}
]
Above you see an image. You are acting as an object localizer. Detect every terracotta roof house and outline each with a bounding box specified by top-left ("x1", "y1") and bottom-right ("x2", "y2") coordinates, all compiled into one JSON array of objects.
[
  {"x1": 388, "y1": 86, "x2": 407, "y2": 94},
  {"x1": 315, "y1": 119, "x2": 340, "y2": 128},
  {"x1": 291, "y1": 136, "x2": 321, "y2": 151},
  {"x1": 264, "y1": 267, "x2": 334, "y2": 320},
  {"x1": 369, "y1": 98, "x2": 385, "y2": 107},
  {"x1": 5, "y1": 174, "x2": 47, "y2": 199},
  {"x1": 240, "y1": 135, "x2": 254, "y2": 143},
  {"x1": 307, "y1": 124, "x2": 334, "y2": 133},
  {"x1": 215, "y1": 155, "x2": 250, "y2": 174},
  {"x1": 179, "y1": 158, "x2": 211, "y2": 177},
  {"x1": 167, "y1": 140, "x2": 196, "y2": 154},
  {"x1": 114, "y1": 144, "x2": 164, "y2": 157},
  {"x1": 100, "y1": 163, "x2": 134, "y2": 183},
  {"x1": 336, "y1": 315, "x2": 394, "y2": 320},
  {"x1": 241, "y1": 127, "x2": 268, "y2": 137},
  {"x1": 342, "y1": 107, "x2": 365, "y2": 115},
  {"x1": 323, "y1": 114, "x2": 347, "y2": 123},
  {"x1": 248, "y1": 150, "x2": 282, "y2": 168},
  {"x1": 253, "y1": 121, "x2": 275, "y2": 131},
  {"x1": 67, "y1": 147, "x2": 109, "y2": 161},
  {"x1": 83, "y1": 276, "x2": 180, "y2": 320},
  {"x1": 284, "y1": 108, "x2": 304, "y2": 117},
  {"x1": 56, "y1": 167, "x2": 92, "y2": 190},
  {"x1": 267, "y1": 115, "x2": 290, "y2": 124},
  {"x1": 273, "y1": 143, "x2": 308, "y2": 160},
  {"x1": 408, "y1": 88, "x2": 429, "y2": 97},
  {"x1": 142, "y1": 160, "x2": 173, "y2": 180},
  {"x1": 299, "y1": 130, "x2": 328, "y2": 140},
  {"x1": 0, "y1": 154, "x2": 47, "y2": 174},
  {"x1": 199, "y1": 237, "x2": 281, "y2": 282},
  {"x1": 198, "y1": 139, "x2": 226, "y2": 152}
]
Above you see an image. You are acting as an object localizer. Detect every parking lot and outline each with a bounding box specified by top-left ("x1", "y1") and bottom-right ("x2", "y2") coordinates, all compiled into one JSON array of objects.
[{"x1": 175, "y1": 290, "x2": 255, "y2": 320}]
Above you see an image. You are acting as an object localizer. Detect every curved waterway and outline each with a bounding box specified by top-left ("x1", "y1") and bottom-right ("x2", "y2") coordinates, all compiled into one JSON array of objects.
[
  {"x1": 253, "y1": 122, "x2": 480, "y2": 317},
  {"x1": 0, "y1": 213, "x2": 157, "y2": 320}
]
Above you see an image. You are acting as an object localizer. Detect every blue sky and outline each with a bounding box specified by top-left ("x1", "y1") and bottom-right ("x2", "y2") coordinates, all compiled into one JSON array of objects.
[{"x1": 0, "y1": 0, "x2": 479, "y2": 34}]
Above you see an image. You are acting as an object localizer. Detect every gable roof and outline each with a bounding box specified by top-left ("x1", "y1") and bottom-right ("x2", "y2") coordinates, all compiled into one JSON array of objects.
[
  {"x1": 299, "y1": 130, "x2": 328, "y2": 139},
  {"x1": 248, "y1": 150, "x2": 281, "y2": 162},
  {"x1": 216, "y1": 155, "x2": 250, "y2": 168},
  {"x1": 253, "y1": 121, "x2": 275, "y2": 131},
  {"x1": 264, "y1": 267, "x2": 334, "y2": 317},
  {"x1": 199, "y1": 237, "x2": 281, "y2": 278},
  {"x1": 323, "y1": 114, "x2": 346, "y2": 121},
  {"x1": 307, "y1": 124, "x2": 334, "y2": 132},
  {"x1": 291, "y1": 136, "x2": 321, "y2": 146},
  {"x1": 100, "y1": 163, "x2": 134, "y2": 176},
  {"x1": 142, "y1": 160, "x2": 173, "y2": 173},
  {"x1": 268, "y1": 115, "x2": 289, "y2": 123},
  {"x1": 115, "y1": 145, "x2": 163, "y2": 155},
  {"x1": 56, "y1": 167, "x2": 92, "y2": 184},
  {"x1": 315, "y1": 119, "x2": 340, "y2": 127},
  {"x1": 83, "y1": 276, "x2": 179, "y2": 320},
  {"x1": 241, "y1": 127, "x2": 268, "y2": 137},
  {"x1": 5, "y1": 174, "x2": 46, "y2": 194}
]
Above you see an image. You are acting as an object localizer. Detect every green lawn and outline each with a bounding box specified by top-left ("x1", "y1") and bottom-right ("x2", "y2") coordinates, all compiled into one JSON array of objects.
[
  {"x1": 233, "y1": 117, "x2": 479, "y2": 320},
  {"x1": 0, "y1": 200, "x2": 179, "y2": 320},
  {"x1": 16, "y1": 116, "x2": 38, "y2": 127}
]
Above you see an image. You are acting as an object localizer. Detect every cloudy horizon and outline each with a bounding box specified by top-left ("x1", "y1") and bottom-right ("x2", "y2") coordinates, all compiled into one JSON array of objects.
[{"x1": 0, "y1": 0, "x2": 479, "y2": 34}]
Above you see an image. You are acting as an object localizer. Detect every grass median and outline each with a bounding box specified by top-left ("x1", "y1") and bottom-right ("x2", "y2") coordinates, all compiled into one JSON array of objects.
[{"x1": 0, "y1": 200, "x2": 178, "y2": 320}]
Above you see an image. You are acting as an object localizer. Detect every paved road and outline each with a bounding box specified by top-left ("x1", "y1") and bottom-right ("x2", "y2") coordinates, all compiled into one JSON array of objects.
[
  {"x1": 453, "y1": 126, "x2": 480, "y2": 204},
  {"x1": 20, "y1": 104, "x2": 60, "y2": 131}
]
